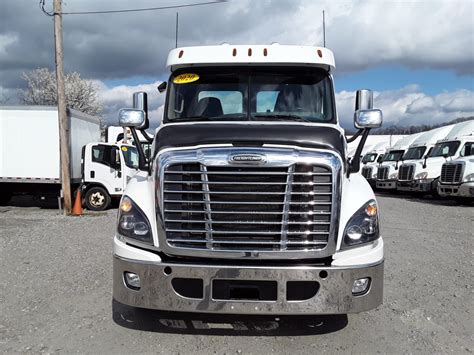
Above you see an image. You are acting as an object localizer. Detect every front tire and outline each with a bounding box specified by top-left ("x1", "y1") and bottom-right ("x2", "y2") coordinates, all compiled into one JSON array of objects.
[{"x1": 85, "y1": 186, "x2": 111, "y2": 211}]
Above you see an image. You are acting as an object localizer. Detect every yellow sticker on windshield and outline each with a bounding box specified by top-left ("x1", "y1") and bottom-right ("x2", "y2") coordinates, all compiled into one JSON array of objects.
[
  {"x1": 173, "y1": 73, "x2": 199, "y2": 84},
  {"x1": 121, "y1": 146, "x2": 128, "y2": 152}
]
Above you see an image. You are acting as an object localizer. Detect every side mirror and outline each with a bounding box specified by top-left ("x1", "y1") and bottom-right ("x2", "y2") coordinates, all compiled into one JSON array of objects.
[
  {"x1": 157, "y1": 81, "x2": 167, "y2": 93},
  {"x1": 355, "y1": 89, "x2": 373, "y2": 111},
  {"x1": 132, "y1": 92, "x2": 149, "y2": 130},
  {"x1": 118, "y1": 108, "x2": 146, "y2": 128},
  {"x1": 354, "y1": 109, "x2": 383, "y2": 129}
]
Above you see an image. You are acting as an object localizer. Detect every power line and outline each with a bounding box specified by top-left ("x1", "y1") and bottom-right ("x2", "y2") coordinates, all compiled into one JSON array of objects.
[
  {"x1": 39, "y1": 0, "x2": 54, "y2": 16},
  {"x1": 58, "y1": 0, "x2": 226, "y2": 16}
]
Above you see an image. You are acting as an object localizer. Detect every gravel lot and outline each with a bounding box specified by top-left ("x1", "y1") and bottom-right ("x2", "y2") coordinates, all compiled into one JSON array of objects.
[{"x1": 0, "y1": 194, "x2": 472, "y2": 354}]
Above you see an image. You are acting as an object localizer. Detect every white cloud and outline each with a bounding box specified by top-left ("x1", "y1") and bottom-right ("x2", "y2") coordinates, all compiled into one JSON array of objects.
[{"x1": 336, "y1": 86, "x2": 474, "y2": 128}]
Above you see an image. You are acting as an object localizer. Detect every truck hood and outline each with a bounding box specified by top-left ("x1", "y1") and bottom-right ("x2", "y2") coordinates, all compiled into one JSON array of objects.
[{"x1": 154, "y1": 122, "x2": 346, "y2": 160}]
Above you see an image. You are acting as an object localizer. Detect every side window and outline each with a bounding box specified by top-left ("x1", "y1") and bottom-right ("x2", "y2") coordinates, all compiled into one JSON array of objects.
[
  {"x1": 460, "y1": 142, "x2": 473, "y2": 157},
  {"x1": 426, "y1": 147, "x2": 433, "y2": 157},
  {"x1": 92, "y1": 145, "x2": 120, "y2": 169}
]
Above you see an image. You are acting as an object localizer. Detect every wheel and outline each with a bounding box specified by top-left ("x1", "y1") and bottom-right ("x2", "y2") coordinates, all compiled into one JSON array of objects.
[
  {"x1": 84, "y1": 186, "x2": 111, "y2": 211},
  {"x1": 0, "y1": 191, "x2": 12, "y2": 206}
]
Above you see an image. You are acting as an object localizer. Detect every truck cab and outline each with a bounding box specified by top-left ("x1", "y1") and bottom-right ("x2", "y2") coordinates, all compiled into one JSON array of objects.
[
  {"x1": 361, "y1": 142, "x2": 389, "y2": 187},
  {"x1": 81, "y1": 142, "x2": 140, "y2": 210},
  {"x1": 396, "y1": 125, "x2": 454, "y2": 193},
  {"x1": 376, "y1": 132, "x2": 423, "y2": 191},
  {"x1": 112, "y1": 44, "x2": 384, "y2": 315},
  {"x1": 404, "y1": 121, "x2": 474, "y2": 195},
  {"x1": 438, "y1": 140, "x2": 474, "y2": 203}
]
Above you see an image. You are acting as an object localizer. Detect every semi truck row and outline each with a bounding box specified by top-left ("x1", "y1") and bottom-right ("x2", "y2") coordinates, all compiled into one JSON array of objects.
[{"x1": 360, "y1": 120, "x2": 474, "y2": 203}]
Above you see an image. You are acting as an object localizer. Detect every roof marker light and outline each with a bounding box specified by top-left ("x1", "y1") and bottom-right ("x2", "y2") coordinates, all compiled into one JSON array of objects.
[
  {"x1": 178, "y1": 50, "x2": 184, "y2": 58},
  {"x1": 248, "y1": 48, "x2": 252, "y2": 56},
  {"x1": 232, "y1": 48, "x2": 237, "y2": 56},
  {"x1": 317, "y1": 49, "x2": 323, "y2": 58},
  {"x1": 263, "y1": 48, "x2": 268, "y2": 56}
]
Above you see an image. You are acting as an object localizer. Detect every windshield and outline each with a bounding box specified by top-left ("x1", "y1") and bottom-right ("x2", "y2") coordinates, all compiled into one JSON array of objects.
[
  {"x1": 121, "y1": 146, "x2": 139, "y2": 169},
  {"x1": 383, "y1": 150, "x2": 404, "y2": 162},
  {"x1": 403, "y1": 146, "x2": 427, "y2": 160},
  {"x1": 166, "y1": 67, "x2": 335, "y2": 123},
  {"x1": 429, "y1": 141, "x2": 460, "y2": 158},
  {"x1": 362, "y1": 153, "x2": 378, "y2": 163},
  {"x1": 460, "y1": 142, "x2": 474, "y2": 157}
]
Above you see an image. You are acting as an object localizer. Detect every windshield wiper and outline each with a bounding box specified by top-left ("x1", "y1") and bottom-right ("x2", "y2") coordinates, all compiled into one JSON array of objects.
[{"x1": 253, "y1": 114, "x2": 312, "y2": 123}]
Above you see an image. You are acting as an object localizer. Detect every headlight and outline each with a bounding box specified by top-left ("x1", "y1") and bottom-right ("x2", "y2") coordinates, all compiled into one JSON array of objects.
[
  {"x1": 117, "y1": 196, "x2": 153, "y2": 245},
  {"x1": 342, "y1": 200, "x2": 379, "y2": 249},
  {"x1": 389, "y1": 172, "x2": 398, "y2": 179},
  {"x1": 464, "y1": 173, "x2": 474, "y2": 182},
  {"x1": 415, "y1": 172, "x2": 428, "y2": 180}
]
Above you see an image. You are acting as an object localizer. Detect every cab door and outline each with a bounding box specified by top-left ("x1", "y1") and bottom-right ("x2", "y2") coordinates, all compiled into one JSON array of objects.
[
  {"x1": 118, "y1": 145, "x2": 140, "y2": 190},
  {"x1": 87, "y1": 143, "x2": 124, "y2": 196}
]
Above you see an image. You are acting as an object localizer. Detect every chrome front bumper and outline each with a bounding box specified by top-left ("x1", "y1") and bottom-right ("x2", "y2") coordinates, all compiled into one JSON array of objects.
[
  {"x1": 438, "y1": 182, "x2": 474, "y2": 198},
  {"x1": 113, "y1": 255, "x2": 383, "y2": 315},
  {"x1": 376, "y1": 180, "x2": 396, "y2": 189},
  {"x1": 397, "y1": 179, "x2": 435, "y2": 192}
]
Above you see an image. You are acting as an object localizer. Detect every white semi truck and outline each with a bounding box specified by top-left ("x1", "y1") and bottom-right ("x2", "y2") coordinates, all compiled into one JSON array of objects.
[
  {"x1": 375, "y1": 132, "x2": 423, "y2": 191},
  {"x1": 438, "y1": 141, "x2": 474, "y2": 203},
  {"x1": 399, "y1": 120, "x2": 474, "y2": 195},
  {"x1": 112, "y1": 44, "x2": 384, "y2": 315},
  {"x1": 396, "y1": 125, "x2": 454, "y2": 193},
  {"x1": 361, "y1": 141, "x2": 390, "y2": 187},
  {"x1": 0, "y1": 106, "x2": 100, "y2": 205}
]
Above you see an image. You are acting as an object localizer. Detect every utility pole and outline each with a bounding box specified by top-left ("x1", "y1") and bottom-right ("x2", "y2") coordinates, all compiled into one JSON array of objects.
[{"x1": 53, "y1": 0, "x2": 72, "y2": 215}]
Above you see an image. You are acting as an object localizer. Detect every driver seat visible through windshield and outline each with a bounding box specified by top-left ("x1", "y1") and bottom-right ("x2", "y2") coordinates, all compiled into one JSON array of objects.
[{"x1": 192, "y1": 97, "x2": 224, "y2": 118}]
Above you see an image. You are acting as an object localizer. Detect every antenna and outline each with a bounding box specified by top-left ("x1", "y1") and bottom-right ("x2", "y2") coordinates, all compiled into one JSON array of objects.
[
  {"x1": 175, "y1": 12, "x2": 179, "y2": 48},
  {"x1": 322, "y1": 10, "x2": 326, "y2": 47}
]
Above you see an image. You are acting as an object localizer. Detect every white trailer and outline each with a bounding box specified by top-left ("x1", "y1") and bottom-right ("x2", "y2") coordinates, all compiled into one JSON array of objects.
[{"x1": 0, "y1": 106, "x2": 100, "y2": 204}]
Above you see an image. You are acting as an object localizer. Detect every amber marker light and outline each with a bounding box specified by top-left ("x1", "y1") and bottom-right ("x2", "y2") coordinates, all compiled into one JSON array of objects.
[
  {"x1": 365, "y1": 203, "x2": 377, "y2": 217},
  {"x1": 120, "y1": 197, "x2": 133, "y2": 213}
]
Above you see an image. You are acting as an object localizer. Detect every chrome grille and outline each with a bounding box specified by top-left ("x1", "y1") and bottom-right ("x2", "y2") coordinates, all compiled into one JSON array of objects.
[
  {"x1": 162, "y1": 163, "x2": 333, "y2": 252},
  {"x1": 398, "y1": 164, "x2": 414, "y2": 181},
  {"x1": 440, "y1": 163, "x2": 463, "y2": 184},
  {"x1": 377, "y1": 166, "x2": 389, "y2": 180},
  {"x1": 361, "y1": 166, "x2": 373, "y2": 179}
]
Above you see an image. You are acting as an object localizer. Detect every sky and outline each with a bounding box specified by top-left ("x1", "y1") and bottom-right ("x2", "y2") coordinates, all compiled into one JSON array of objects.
[{"x1": 0, "y1": 0, "x2": 473, "y2": 130}]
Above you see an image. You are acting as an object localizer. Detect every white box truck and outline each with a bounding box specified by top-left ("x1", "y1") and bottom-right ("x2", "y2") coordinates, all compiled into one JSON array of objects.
[
  {"x1": 112, "y1": 44, "x2": 384, "y2": 315},
  {"x1": 0, "y1": 106, "x2": 100, "y2": 205},
  {"x1": 396, "y1": 124, "x2": 454, "y2": 194}
]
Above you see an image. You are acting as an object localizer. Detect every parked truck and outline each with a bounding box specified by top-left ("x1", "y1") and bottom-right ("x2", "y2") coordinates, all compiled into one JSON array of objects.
[
  {"x1": 361, "y1": 141, "x2": 390, "y2": 187},
  {"x1": 112, "y1": 44, "x2": 384, "y2": 315},
  {"x1": 401, "y1": 120, "x2": 474, "y2": 195},
  {"x1": 396, "y1": 124, "x2": 454, "y2": 194},
  {"x1": 375, "y1": 132, "x2": 423, "y2": 191},
  {"x1": 438, "y1": 141, "x2": 474, "y2": 203},
  {"x1": 0, "y1": 106, "x2": 100, "y2": 205}
]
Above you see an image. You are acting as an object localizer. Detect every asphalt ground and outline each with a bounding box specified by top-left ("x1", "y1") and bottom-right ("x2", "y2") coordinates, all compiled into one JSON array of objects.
[{"x1": 0, "y1": 194, "x2": 472, "y2": 354}]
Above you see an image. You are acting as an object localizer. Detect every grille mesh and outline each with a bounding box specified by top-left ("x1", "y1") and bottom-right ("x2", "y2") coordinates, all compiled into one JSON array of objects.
[
  {"x1": 162, "y1": 163, "x2": 333, "y2": 252},
  {"x1": 398, "y1": 165, "x2": 414, "y2": 181},
  {"x1": 377, "y1": 166, "x2": 389, "y2": 180},
  {"x1": 440, "y1": 163, "x2": 463, "y2": 184},
  {"x1": 361, "y1": 166, "x2": 373, "y2": 179}
]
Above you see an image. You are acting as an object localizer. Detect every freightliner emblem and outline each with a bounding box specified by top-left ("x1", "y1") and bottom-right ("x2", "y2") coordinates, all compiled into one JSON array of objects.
[{"x1": 228, "y1": 153, "x2": 267, "y2": 164}]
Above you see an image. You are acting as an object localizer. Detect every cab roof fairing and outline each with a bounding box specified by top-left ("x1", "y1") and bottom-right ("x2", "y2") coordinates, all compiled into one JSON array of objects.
[{"x1": 166, "y1": 44, "x2": 336, "y2": 71}]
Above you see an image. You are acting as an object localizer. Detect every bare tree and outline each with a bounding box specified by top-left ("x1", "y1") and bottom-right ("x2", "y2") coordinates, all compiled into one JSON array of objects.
[{"x1": 20, "y1": 68, "x2": 103, "y2": 116}]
